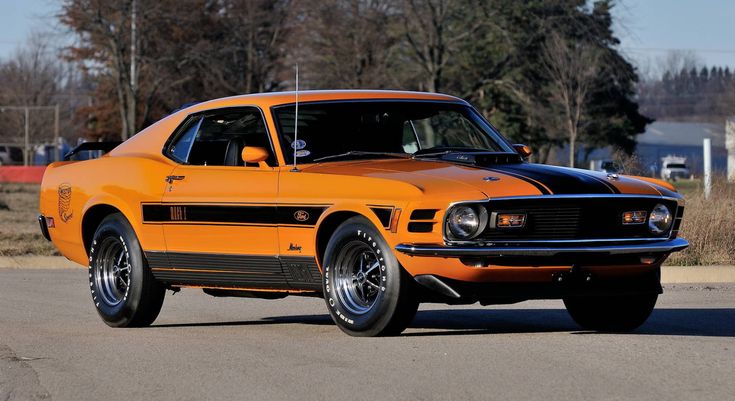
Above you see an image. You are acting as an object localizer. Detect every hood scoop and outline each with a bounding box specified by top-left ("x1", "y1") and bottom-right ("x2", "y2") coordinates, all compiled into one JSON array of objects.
[{"x1": 440, "y1": 152, "x2": 523, "y2": 166}]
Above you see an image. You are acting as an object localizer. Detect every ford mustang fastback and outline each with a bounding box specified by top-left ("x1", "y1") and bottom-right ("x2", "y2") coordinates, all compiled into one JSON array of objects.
[{"x1": 38, "y1": 90, "x2": 687, "y2": 336}]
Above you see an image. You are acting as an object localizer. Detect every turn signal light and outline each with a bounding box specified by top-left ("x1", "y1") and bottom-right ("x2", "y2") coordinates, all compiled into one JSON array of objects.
[
  {"x1": 640, "y1": 256, "x2": 657, "y2": 265},
  {"x1": 390, "y1": 208, "x2": 402, "y2": 233},
  {"x1": 622, "y1": 211, "x2": 647, "y2": 225},
  {"x1": 496, "y1": 213, "x2": 526, "y2": 228}
]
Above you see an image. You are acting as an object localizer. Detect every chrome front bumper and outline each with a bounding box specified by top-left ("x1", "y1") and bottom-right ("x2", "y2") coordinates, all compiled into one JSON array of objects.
[{"x1": 395, "y1": 237, "x2": 689, "y2": 258}]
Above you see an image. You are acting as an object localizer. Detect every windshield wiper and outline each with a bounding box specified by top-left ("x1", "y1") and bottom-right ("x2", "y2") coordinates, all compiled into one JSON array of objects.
[
  {"x1": 412, "y1": 147, "x2": 491, "y2": 159},
  {"x1": 312, "y1": 151, "x2": 410, "y2": 163}
]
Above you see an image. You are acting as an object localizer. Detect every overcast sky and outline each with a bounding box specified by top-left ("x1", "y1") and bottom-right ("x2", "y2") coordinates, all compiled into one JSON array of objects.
[{"x1": 2, "y1": 0, "x2": 735, "y2": 72}]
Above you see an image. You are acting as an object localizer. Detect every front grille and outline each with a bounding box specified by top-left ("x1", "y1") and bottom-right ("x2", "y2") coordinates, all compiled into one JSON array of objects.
[
  {"x1": 408, "y1": 208, "x2": 439, "y2": 233},
  {"x1": 473, "y1": 197, "x2": 679, "y2": 242}
]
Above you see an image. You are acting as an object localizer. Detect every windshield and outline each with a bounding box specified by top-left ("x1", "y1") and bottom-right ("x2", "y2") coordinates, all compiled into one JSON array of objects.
[
  {"x1": 666, "y1": 163, "x2": 687, "y2": 169},
  {"x1": 273, "y1": 101, "x2": 514, "y2": 164}
]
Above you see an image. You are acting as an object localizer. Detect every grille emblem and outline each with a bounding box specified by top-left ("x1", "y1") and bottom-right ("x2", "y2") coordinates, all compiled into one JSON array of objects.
[
  {"x1": 294, "y1": 210, "x2": 310, "y2": 222},
  {"x1": 607, "y1": 173, "x2": 619, "y2": 180},
  {"x1": 482, "y1": 176, "x2": 500, "y2": 182}
]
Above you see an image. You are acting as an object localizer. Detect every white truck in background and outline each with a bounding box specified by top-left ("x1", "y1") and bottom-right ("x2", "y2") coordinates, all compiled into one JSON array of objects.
[{"x1": 660, "y1": 155, "x2": 690, "y2": 181}]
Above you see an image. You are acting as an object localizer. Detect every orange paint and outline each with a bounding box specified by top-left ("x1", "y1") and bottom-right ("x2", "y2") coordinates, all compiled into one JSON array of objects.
[{"x1": 38, "y1": 90, "x2": 682, "y2": 292}]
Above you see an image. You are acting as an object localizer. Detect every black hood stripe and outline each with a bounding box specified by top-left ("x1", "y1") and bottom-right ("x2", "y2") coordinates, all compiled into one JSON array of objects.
[
  {"x1": 487, "y1": 163, "x2": 616, "y2": 195},
  {"x1": 576, "y1": 170, "x2": 622, "y2": 194},
  {"x1": 484, "y1": 167, "x2": 552, "y2": 195}
]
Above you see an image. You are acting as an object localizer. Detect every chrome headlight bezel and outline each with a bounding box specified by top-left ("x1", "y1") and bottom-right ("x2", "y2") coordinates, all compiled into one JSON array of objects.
[
  {"x1": 648, "y1": 203, "x2": 673, "y2": 235},
  {"x1": 445, "y1": 204, "x2": 488, "y2": 241}
]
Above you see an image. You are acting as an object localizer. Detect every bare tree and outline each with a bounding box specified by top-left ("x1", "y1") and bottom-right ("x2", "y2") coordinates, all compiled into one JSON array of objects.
[
  {"x1": 294, "y1": 0, "x2": 400, "y2": 89},
  {"x1": 541, "y1": 33, "x2": 601, "y2": 167},
  {"x1": 0, "y1": 34, "x2": 61, "y2": 146},
  {"x1": 399, "y1": 0, "x2": 486, "y2": 93},
  {"x1": 657, "y1": 50, "x2": 701, "y2": 80},
  {"x1": 62, "y1": 0, "x2": 139, "y2": 140}
]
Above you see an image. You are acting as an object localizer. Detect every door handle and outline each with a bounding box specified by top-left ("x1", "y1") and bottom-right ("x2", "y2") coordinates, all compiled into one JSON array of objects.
[{"x1": 165, "y1": 175, "x2": 185, "y2": 184}]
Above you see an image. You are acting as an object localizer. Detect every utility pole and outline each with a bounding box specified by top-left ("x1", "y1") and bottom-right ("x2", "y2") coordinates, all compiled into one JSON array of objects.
[
  {"x1": 24, "y1": 107, "x2": 29, "y2": 166},
  {"x1": 54, "y1": 104, "x2": 60, "y2": 162},
  {"x1": 703, "y1": 138, "x2": 712, "y2": 199},
  {"x1": 727, "y1": 117, "x2": 735, "y2": 183},
  {"x1": 130, "y1": 0, "x2": 137, "y2": 92},
  {"x1": 128, "y1": 0, "x2": 138, "y2": 140}
]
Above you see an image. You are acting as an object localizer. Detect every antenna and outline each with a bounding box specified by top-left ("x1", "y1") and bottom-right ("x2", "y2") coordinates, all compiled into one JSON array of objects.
[{"x1": 290, "y1": 64, "x2": 300, "y2": 172}]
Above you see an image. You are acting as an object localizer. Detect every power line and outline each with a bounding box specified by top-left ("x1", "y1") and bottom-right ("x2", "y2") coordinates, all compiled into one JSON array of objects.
[{"x1": 622, "y1": 47, "x2": 735, "y2": 55}]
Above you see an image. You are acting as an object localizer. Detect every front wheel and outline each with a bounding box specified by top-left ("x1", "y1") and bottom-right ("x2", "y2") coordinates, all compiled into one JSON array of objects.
[
  {"x1": 563, "y1": 294, "x2": 658, "y2": 332},
  {"x1": 322, "y1": 216, "x2": 418, "y2": 337},
  {"x1": 89, "y1": 213, "x2": 165, "y2": 327}
]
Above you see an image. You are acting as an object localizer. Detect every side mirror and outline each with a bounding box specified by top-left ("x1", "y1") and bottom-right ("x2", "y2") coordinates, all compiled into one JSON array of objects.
[
  {"x1": 241, "y1": 147, "x2": 269, "y2": 168},
  {"x1": 513, "y1": 144, "x2": 532, "y2": 159}
]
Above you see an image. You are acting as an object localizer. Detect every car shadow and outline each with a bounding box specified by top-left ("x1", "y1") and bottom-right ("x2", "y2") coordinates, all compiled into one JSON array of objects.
[
  {"x1": 402, "y1": 308, "x2": 735, "y2": 338},
  {"x1": 153, "y1": 308, "x2": 735, "y2": 338}
]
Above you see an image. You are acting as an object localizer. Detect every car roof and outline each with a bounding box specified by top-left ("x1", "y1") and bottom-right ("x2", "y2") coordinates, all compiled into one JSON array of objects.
[
  {"x1": 181, "y1": 90, "x2": 465, "y2": 112},
  {"x1": 112, "y1": 90, "x2": 468, "y2": 161}
]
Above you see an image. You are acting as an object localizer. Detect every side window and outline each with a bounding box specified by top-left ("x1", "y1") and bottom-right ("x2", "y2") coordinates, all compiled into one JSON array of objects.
[
  {"x1": 167, "y1": 108, "x2": 275, "y2": 167},
  {"x1": 169, "y1": 118, "x2": 201, "y2": 163}
]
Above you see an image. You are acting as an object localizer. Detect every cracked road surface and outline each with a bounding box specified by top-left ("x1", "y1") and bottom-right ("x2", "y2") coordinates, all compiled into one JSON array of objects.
[{"x1": 1, "y1": 269, "x2": 733, "y2": 401}]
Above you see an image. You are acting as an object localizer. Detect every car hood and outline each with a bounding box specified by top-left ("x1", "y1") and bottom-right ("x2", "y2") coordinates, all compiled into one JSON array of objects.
[{"x1": 300, "y1": 159, "x2": 673, "y2": 199}]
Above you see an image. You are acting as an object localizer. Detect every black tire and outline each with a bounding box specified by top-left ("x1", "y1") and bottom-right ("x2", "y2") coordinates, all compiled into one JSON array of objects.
[
  {"x1": 563, "y1": 294, "x2": 658, "y2": 332},
  {"x1": 88, "y1": 213, "x2": 165, "y2": 327},
  {"x1": 322, "y1": 216, "x2": 418, "y2": 337}
]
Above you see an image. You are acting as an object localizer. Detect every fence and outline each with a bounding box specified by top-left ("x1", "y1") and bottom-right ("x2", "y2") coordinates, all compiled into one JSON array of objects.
[{"x1": 0, "y1": 105, "x2": 61, "y2": 166}]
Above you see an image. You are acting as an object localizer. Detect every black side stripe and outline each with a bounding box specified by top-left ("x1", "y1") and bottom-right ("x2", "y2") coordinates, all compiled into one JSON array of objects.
[{"x1": 142, "y1": 204, "x2": 328, "y2": 226}]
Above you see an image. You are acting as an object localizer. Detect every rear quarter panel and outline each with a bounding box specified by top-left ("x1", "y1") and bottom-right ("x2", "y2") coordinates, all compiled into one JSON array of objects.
[{"x1": 40, "y1": 156, "x2": 175, "y2": 266}]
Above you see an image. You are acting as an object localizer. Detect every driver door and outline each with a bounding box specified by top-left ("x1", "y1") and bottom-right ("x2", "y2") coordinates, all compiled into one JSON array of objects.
[{"x1": 151, "y1": 107, "x2": 284, "y2": 288}]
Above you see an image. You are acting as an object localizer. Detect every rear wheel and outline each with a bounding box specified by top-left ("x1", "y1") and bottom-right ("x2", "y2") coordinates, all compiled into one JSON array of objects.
[
  {"x1": 322, "y1": 216, "x2": 418, "y2": 336},
  {"x1": 88, "y1": 213, "x2": 165, "y2": 327},
  {"x1": 563, "y1": 294, "x2": 658, "y2": 332}
]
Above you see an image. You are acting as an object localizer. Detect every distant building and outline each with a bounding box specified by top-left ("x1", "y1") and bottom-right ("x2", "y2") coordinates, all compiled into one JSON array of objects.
[{"x1": 635, "y1": 121, "x2": 728, "y2": 176}]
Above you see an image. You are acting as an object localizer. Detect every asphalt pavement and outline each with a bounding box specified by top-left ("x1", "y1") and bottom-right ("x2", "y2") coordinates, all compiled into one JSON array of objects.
[{"x1": 1, "y1": 268, "x2": 734, "y2": 401}]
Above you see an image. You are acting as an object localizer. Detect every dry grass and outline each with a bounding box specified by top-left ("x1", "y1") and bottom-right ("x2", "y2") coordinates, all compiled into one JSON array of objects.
[
  {"x1": 0, "y1": 183, "x2": 58, "y2": 256},
  {"x1": 666, "y1": 177, "x2": 735, "y2": 266},
  {"x1": 1, "y1": 179, "x2": 733, "y2": 264}
]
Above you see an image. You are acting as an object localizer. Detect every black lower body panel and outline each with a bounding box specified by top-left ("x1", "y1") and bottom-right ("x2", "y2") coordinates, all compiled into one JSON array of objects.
[{"x1": 145, "y1": 251, "x2": 322, "y2": 291}]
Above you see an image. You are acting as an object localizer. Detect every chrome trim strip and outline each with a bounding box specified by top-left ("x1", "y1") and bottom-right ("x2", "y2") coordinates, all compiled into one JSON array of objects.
[
  {"x1": 395, "y1": 238, "x2": 689, "y2": 257},
  {"x1": 481, "y1": 194, "x2": 682, "y2": 202},
  {"x1": 448, "y1": 237, "x2": 671, "y2": 245}
]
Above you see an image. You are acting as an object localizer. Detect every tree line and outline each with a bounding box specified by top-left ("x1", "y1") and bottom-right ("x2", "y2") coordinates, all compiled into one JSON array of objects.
[
  {"x1": 1, "y1": 0, "x2": 650, "y2": 167},
  {"x1": 639, "y1": 64, "x2": 735, "y2": 122}
]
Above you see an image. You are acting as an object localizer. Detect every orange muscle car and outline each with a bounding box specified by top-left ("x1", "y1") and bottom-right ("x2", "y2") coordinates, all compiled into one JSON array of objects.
[{"x1": 38, "y1": 90, "x2": 687, "y2": 336}]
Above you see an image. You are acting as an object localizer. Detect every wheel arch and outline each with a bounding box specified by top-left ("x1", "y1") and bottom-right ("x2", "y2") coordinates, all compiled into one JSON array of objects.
[
  {"x1": 315, "y1": 211, "x2": 361, "y2": 269},
  {"x1": 81, "y1": 194, "x2": 140, "y2": 254},
  {"x1": 315, "y1": 204, "x2": 404, "y2": 269},
  {"x1": 81, "y1": 204, "x2": 125, "y2": 253}
]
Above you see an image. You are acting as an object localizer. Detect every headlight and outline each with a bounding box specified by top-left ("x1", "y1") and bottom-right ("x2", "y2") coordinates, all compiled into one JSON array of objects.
[
  {"x1": 648, "y1": 204, "x2": 672, "y2": 235},
  {"x1": 446, "y1": 205, "x2": 488, "y2": 240}
]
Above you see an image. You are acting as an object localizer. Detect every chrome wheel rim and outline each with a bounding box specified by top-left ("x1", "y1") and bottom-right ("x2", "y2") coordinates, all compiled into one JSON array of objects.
[
  {"x1": 334, "y1": 240, "x2": 384, "y2": 315},
  {"x1": 94, "y1": 237, "x2": 130, "y2": 306}
]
